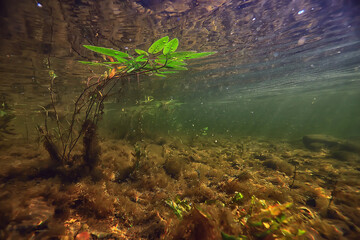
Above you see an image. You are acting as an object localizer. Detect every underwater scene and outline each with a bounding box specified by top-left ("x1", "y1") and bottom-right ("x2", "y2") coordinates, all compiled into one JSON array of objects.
[{"x1": 1, "y1": 0, "x2": 360, "y2": 239}]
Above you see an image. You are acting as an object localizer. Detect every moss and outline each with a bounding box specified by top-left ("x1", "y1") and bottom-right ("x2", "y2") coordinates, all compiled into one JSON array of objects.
[
  {"x1": 164, "y1": 158, "x2": 185, "y2": 179},
  {"x1": 235, "y1": 170, "x2": 252, "y2": 181},
  {"x1": 184, "y1": 182, "x2": 216, "y2": 202},
  {"x1": 169, "y1": 208, "x2": 220, "y2": 240},
  {"x1": 262, "y1": 157, "x2": 293, "y2": 176},
  {"x1": 1, "y1": 136, "x2": 360, "y2": 239}
]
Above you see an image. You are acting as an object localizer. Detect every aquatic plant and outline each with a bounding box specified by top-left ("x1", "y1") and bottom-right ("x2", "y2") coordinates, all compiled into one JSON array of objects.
[
  {"x1": 39, "y1": 36, "x2": 215, "y2": 181},
  {"x1": 165, "y1": 196, "x2": 192, "y2": 219},
  {"x1": 221, "y1": 232, "x2": 247, "y2": 240},
  {"x1": 200, "y1": 127, "x2": 209, "y2": 136},
  {"x1": 242, "y1": 196, "x2": 306, "y2": 239},
  {"x1": 220, "y1": 195, "x2": 307, "y2": 239},
  {"x1": 231, "y1": 192, "x2": 244, "y2": 204}
]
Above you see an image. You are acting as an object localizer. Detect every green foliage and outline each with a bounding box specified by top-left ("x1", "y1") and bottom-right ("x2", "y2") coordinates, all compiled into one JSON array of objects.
[
  {"x1": 135, "y1": 49, "x2": 148, "y2": 56},
  {"x1": 48, "y1": 70, "x2": 57, "y2": 79},
  {"x1": 80, "y1": 36, "x2": 216, "y2": 78},
  {"x1": 232, "y1": 192, "x2": 244, "y2": 203},
  {"x1": 83, "y1": 45, "x2": 129, "y2": 58},
  {"x1": 221, "y1": 232, "x2": 247, "y2": 240},
  {"x1": 241, "y1": 197, "x2": 306, "y2": 239},
  {"x1": 200, "y1": 127, "x2": 209, "y2": 136},
  {"x1": 148, "y1": 36, "x2": 169, "y2": 54},
  {"x1": 165, "y1": 197, "x2": 192, "y2": 219},
  {"x1": 39, "y1": 36, "x2": 215, "y2": 182},
  {"x1": 163, "y1": 38, "x2": 179, "y2": 55}
]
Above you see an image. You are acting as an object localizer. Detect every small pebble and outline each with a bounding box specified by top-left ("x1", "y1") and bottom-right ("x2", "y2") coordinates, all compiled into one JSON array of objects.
[{"x1": 75, "y1": 232, "x2": 91, "y2": 240}]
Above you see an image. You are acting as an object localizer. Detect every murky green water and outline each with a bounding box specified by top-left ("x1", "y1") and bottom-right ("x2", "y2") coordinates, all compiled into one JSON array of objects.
[{"x1": 1, "y1": 0, "x2": 359, "y2": 142}]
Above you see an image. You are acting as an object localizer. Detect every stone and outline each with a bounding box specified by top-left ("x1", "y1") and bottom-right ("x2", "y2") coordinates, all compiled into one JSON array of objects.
[{"x1": 303, "y1": 134, "x2": 340, "y2": 151}]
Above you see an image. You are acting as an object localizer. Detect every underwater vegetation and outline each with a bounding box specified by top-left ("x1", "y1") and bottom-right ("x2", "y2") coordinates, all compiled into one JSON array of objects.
[
  {"x1": 1, "y1": 133, "x2": 360, "y2": 239},
  {"x1": 164, "y1": 192, "x2": 307, "y2": 239},
  {"x1": 37, "y1": 36, "x2": 215, "y2": 182}
]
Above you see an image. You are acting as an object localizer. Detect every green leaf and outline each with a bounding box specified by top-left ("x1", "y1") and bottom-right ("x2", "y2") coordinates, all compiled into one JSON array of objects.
[
  {"x1": 135, "y1": 55, "x2": 148, "y2": 62},
  {"x1": 83, "y1": 45, "x2": 129, "y2": 58},
  {"x1": 154, "y1": 73, "x2": 167, "y2": 77},
  {"x1": 168, "y1": 60, "x2": 187, "y2": 66},
  {"x1": 188, "y1": 52, "x2": 216, "y2": 59},
  {"x1": 135, "y1": 49, "x2": 149, "y2": 56},
  {"x1": 166, "y1": 51, "x2": 196, "y2": 59},
  {"x1": 297, "y1": 229, "x2": 306, "y2": 236},
  {"x1": 148, "y1": 36, "x2": 169, "y2": 54},
  {"x1": 276, "y1": 214, "x2": 287, "y2": 223},
  {"x1": 165, "y1": 61, "x2": 188, "y2": 70},
  {"x1": 103, "y1": 61, "x2": 128, "y2": 65},
  {"x1": 221, "y1": 232, "x2": 246, "y2": 240},
  {"x1": 155, "y1": 59, "x2": 187, "y2": 66},
  {"x1": 170, "y1": 51, "x2": 216, "y2": 60},
  {"x1": 158, "y1": 71, "x2": 177, "y2": 74},
  {"x1": 114, "y1": 56, "x2": 130, "y2": 62},
  {"x1": 163, "y1": 38, "x2": 179, "y2": 55},
  {"x1": 249, "y1": 221, "x2": 263, "y2": 227},
  {"x1": 154, "y1": 58, "x2": 167, "y2": 65},
  {"x1": 126, "y1": 59, "x2": 141, "y2": 69},
  {"x1": 127, "y1": 67, "x2": 136, "y2": 73},
  {"x1": 232, "y1": 192, "x2": 244, "y2": 202},
  {"x1": 79, "y1": 61, "x2": 109, "y2": 66}
]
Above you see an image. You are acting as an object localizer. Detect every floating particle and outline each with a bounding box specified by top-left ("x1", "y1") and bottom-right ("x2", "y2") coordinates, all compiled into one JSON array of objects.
[
  {"x1": 35, "y1": 0, "x2": 43, "y2": 7},
  {"x1": 298, "y1": 36, "x2": 306, "y2": 45}
]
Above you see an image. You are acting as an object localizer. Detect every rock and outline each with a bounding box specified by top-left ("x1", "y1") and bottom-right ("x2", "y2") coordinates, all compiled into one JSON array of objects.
[
  {"x1": 303, "y1": 134, "x2": 360, "y2": 154},
  {"x1": 332, "y1": 151, "x2": 360, "y2": 162},
  {"x1": 339, "y1": 141, "x2": 360, "y2": 154},
  {"x1": 303, "y1": 134, "x2": 360, "y2": 161},
  {"x1": 75, "y1": 232, "x2": 91, "y2": 240},
  {"x1": 303, "y1": 134, "x2": 341, "y2": 151}
]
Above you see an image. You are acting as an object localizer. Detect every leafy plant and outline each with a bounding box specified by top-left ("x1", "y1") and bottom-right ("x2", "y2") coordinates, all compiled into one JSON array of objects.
[
  {"x1": 241, "y1": 197, "x2": 306, "y2": 239},
  {"x1": 221, "y1": 232, "x2": 247, "y2": 240},
  {"x1": 79, "y1": 36, "x2": 215, "y2": 78},
  {"x1": 165, "y1": 196, "x2": 192, "y2": 219},
  {"x1": 200, "y1": 127, "x2": 209, "y2": 136},
  {"x1": 231, "y1": 192, "x2": 244, "y2": 204},
  {"x1": 39, "y1": 37, "x2": 215, "y2": 181}
]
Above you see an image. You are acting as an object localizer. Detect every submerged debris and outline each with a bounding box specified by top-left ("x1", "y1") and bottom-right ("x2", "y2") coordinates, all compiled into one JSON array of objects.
[{"x1": 0, "y1": 135, "x2": 360, "y2": 239}]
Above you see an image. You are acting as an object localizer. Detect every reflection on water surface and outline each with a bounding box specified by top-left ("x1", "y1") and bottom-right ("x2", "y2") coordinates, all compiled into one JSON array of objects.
[{"x1": 0, "y1": 0, "x2": 360, "y2": 239}]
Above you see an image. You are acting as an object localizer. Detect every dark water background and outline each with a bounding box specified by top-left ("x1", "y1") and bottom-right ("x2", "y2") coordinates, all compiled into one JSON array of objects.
[{"x1": 1, "y1": 0, "x2": 360, "y2": 141}]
